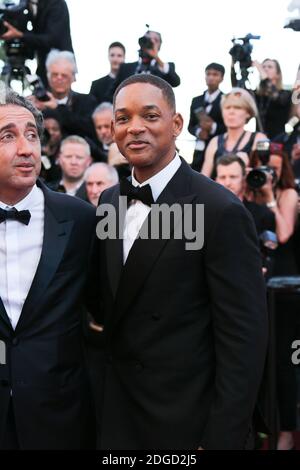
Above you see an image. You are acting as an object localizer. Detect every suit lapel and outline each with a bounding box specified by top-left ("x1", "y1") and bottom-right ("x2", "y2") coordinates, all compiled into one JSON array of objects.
[
  {"x1": 15, "y1": 183, "x2": 74, "y2": 333},
  {"x1": 107, "y1": 159, "x2": 196, "y2": 335},
  {"x1": 0, "y1": 297, "x2": 11, "y2": 330},
  {"x1": 105, "y1": 187, "x2": 126, "y2": 298}
]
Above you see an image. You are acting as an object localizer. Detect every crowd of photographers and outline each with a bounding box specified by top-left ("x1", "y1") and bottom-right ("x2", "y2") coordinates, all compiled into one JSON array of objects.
[{"x1": 1, "y1": 0, "x2": 300, "y2": 451}]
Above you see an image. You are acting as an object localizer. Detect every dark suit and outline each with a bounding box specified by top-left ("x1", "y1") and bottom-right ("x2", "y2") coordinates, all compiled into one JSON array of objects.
[
  {"x1": 22, "y1": 0, "x2": 74, "y2": 86},
  {"x1": 47, "y1": 179, "x2": 88, "y2": 202},
  {"x1": 91, "y1": 158, "x2": 268, "y2": 450},
  {"x1": 113, "y1": 61, "x2": 180, "y2": 93},
  {"x1": 90, "y1": 75, "x2": 115, "y2": 104},
  {"x1": 188, "y1": 91, "x2": 226, "y2": 171},
  {"x1": 46, "y1": 91, "x2": 97, "y2": 142},
  {"x1": 0, "y1": 181, "x2": 96, "y2": 449}
]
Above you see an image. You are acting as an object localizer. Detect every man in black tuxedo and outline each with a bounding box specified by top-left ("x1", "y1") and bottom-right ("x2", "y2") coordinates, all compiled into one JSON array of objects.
[
  {"x1": 31, "y1": 50, "x2": 97, "y2": 144},
  {"x1": 90, "y1": 42, "x2": 126, "y2": 105},
  {"x1": 113, "y1": 30, "x2": 180, "y2": 93},
  {"x1": 1, "y1": 0, "x2": 74, "y2": 87},
  {"x1": 0, "y1": 89, "x2": 96, "y2": 449},
  {"x1": 188, "y1": 63, "x2": 226, "y2": 171},
  {"x1": 91, "y1": 74, "x2": 268, "y2": 449}
]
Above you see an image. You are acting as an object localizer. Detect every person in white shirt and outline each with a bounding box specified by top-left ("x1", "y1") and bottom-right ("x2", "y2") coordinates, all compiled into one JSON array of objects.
[{"x1": 0, "y1": 88, "x2": 96, "y2": 449}]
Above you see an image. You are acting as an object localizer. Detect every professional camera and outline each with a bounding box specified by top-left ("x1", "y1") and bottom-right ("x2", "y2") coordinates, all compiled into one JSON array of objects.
[
  {"x1": 26, "y1": 74, "x2": 50, "y2": 101},
  {"x1": 138, "y1": 25, "x2": 154, "y2": 63},
  {"x1": 0, "y1": 0, "x2": 34, "y2": 85},
  {"x1": 247, "y1": 139, "x2": 279, "y2": 188},
  {"x1": 229, "y1": 33, "x2": 260, "y2": 88},
  {"x1": 247, "y1": 166, "x2": 277, "y2": 189}
]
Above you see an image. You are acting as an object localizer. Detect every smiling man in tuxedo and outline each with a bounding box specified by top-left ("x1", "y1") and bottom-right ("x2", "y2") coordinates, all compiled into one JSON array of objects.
[
  {"x1": 92, "y1": 74, "x2": 268, "y2": 450},
  {"x1": 0, "y1": 88, "x2": 96, "y2": 449}
]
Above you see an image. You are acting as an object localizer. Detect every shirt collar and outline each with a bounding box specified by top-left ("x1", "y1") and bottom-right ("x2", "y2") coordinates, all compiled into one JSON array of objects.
[
  {"x1": 204, "y1": 89, "x2": 221, "y2": 103},
  {"x1": 131, "y1": 153, "x2": 181, "y2": 202},
  {"x1": 0, "y1": 184, "x2": 41, "y2": 210}
]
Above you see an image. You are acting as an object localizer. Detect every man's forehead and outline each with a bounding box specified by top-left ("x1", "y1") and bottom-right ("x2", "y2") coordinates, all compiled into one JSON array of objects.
[
  {"x1": 0, "y1": 105, "x2": 35, "y2": 124},
  {"x1": 115, "y1": 83, "x2": 165, "y2": 108}
]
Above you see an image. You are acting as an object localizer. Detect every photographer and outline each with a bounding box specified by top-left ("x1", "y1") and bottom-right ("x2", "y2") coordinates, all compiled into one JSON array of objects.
[
  {"x1": 0, "y1": 0, "x2": 74, "y2": 87},
  {"x1": 215, "y1": 154, "x2": 275, "y2": 237},
  {"x1": 248, "y1": 142, "x2": 299, "y2": 450},
  {"x1": 30, "y1": 50, "x2": 97, "y2": 142},
  {"x1": 113, "y1": 30, "x2": 180, "y2": 91},
  {"x1": 253, "y1": 59, "x2": 292, "y2": 139},
  {"x1": 188, "y1": 63, "x2": 226, "y2": 172}
]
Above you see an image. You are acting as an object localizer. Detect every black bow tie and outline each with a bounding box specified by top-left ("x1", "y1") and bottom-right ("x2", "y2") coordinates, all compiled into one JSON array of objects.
[
  {"x1": 119, "y1": 178, "x2": 154, "y2": 207},
  {"x1": 0, "y1": 207, "x2": 31, "y2": 225}
]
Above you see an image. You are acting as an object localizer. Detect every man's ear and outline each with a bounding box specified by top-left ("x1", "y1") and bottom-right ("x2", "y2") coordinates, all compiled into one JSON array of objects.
[{"x1": 172, "y1": 113, "x2": 183, "y2": 138}]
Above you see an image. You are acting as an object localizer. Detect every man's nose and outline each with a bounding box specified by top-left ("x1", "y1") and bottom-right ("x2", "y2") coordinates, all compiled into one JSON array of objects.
[
  {"x1": 17, "y1": 135, "x2": 33, "y2": 156},
  {"x1": 128, "y1": 117, "x2": 146, "y2": 134}
]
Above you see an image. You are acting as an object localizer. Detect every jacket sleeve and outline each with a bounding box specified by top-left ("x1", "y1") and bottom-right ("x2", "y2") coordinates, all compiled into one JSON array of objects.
[{"x1": 200, "y1": 201, "x2": 268, "y2": 449}]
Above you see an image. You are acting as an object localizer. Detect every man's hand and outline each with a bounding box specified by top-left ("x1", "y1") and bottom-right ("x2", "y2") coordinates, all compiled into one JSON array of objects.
[
  {"x1": 0, "y1": 21, "x2": 23, "y2": 40},
  {"x1": 29, "y1": 92, "x2": 58, "y2": 111}
]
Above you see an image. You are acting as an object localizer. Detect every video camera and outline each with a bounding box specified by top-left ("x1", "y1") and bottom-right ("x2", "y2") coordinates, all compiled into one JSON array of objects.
[
  {"x1": 229, "y1": 33, "x2": 260, "y2": 68},
  {"x1": 229, "y1": 33, "x2": 260, "y2": 88},
  {"x1": 246, "y1": 140, "x2": 281, "y2": 189},
  {"x1": 0, "y1": 0, "x2": 34, "y2": 85}
]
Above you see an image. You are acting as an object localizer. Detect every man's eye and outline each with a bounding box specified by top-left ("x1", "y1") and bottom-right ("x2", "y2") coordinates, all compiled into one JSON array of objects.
[
  {"x1": 1, "y1": 133, "x2": 14, "y2": 141},
  {"x1": 27, "y1": 132, "x2": 38, "y2": 140},
  {"x1": 116, "y1": 116, "x2": 128, "y2": 123},
  {"x1": 145, "y1": 114, "x2": 158, "y2": 120}
]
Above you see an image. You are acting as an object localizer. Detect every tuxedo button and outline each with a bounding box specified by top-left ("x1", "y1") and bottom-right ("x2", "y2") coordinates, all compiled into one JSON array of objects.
[
  {"x1": 12, "y1": 337, "x2": 19, "y2": 346},
  {"x1": 0, "y1": 379, "x2": 9, "y2": 387}
]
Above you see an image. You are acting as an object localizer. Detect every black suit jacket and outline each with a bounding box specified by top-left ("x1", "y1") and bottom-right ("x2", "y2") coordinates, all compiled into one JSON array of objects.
[
  {"x1": 188, "y1": 91, "x2": 226, "y2": 141},
  {"x1": 90, "y1": 74, "x2": 115, "y2": 104},
  {"x1": 113, "y1": 61, "x2": 181, "y2": 92},
  {"x1": 46, "y1": 91, "x2": 97, "y2": 141},
  {"x1": 0, "y1": 181, "x2": 96, "y2": 449},
  {"x1": 90, "y1": 158, "x2": 268, "y2": 450},
  {"x1": 22, "y1": 0, "x2": 74, "y2": 86}
]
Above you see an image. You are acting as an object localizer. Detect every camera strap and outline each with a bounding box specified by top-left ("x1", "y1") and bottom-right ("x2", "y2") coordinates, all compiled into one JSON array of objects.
[{"x1": 224, "y1": 130, "x2": 246, "y2": 153}]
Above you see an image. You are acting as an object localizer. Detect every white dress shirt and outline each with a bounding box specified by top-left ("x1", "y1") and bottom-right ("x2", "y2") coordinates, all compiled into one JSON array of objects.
[
  {"x1": 123, "y1": 153, "x2": 181, "y2": 263},
  {"x1": 0, "y1": 185, "x2": 44, "y2": 329}
]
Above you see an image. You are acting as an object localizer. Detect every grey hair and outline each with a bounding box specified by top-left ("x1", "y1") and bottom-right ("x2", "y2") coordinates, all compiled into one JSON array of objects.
[
  {"x1": 60, "y1": 135, "x2": 91, "y2": 157},
  {"x1": 0, "y1": 85, "x2": 43, "y2": 137},
  {"x1": 46, "y1": 49, "x2": 78, "y2": 76},
  {"x1": 84, "y1": 162, "x2": 119, "y2": 184},
  {"x1": 92, "y1": 102, "x2": 113, "y2": 120}
]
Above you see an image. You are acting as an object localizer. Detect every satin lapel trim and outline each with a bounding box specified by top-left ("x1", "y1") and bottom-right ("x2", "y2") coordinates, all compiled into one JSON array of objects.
[
  {"x1": 0, "y1": 297, "x2": 11, "y2": 329},
  {"x1": 15, "y1": 204, "x2": 73, "y2": 333},
  {"x1": 105, "y1": 187, "x2": 126, "y2": 298},
  {"x1": 107, "y1": 193, "x2": 196, "y2": 335}
]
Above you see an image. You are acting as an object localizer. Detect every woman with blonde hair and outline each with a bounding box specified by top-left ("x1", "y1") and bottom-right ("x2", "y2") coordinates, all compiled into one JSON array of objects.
[
  {"x1": 201, "y1": 88, "x2": 266, "y2": 178},
  {"x1": 253, "y1": 59, "x2": 292, "y2": 139}
]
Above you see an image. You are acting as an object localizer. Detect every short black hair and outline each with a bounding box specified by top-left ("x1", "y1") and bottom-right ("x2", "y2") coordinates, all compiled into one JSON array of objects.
[
  {"x1": 216, "y1": 154, "x2": 246, "y2": 176},
  {"x1": 109, "y1": 41, "x2": 126, "y2": 55},
  {"x1": 113, "y1": 74, "x2": 176, "y2": 112},
  {"x1": 0, "y1": 87, "x2": 44, "y2": 137},
  {"x1": 205, "y1": 62, "x2": 225, "y2": 76}
]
